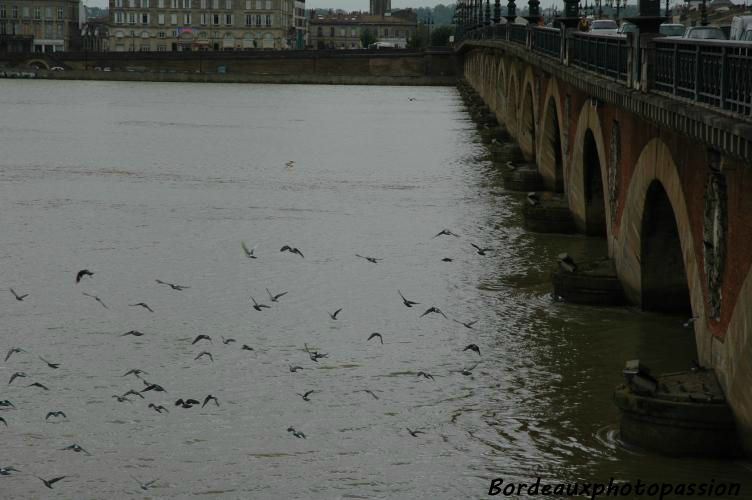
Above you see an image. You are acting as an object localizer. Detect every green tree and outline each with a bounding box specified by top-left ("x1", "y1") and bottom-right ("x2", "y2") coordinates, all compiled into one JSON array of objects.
[
  {"x1": 361, "y1": 28, "x2": 376, "y2": 48},
  {"x1": 430, "y1": 25, "x2": 454, "y2": 46}
]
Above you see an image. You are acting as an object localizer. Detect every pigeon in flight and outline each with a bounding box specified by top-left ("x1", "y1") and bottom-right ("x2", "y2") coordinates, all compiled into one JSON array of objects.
[
  {"x1": 241, "y1": 241, "x2": 257, "y2": 259},
  {"x1": 9, "y1": 288, "x2": 28, "y2": 301},
  {"x1": 155, "y1": 279, "x2": 190, "y2": 290},
  {"x1": 280, "y1": 245, "x2": 304, "y2": 258},
  {"x1": 367, "y1": 333, "x2": 383, "y2": 344},
  {"x1": 76, "y1": 269, "x2": 94, "y2": 283},
  {"x1": 398, "y1": 290, "x2": 419, "y2": 308}
]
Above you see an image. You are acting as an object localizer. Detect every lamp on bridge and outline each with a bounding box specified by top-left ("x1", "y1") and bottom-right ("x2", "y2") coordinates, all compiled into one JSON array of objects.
[
  {"x1": 624, "y1": 0, "x2": 667, "y2": 31},
  {"x1": 494, "y1": 0, "x2": 502, "y2": 24},
  {"x1": 505, "y1": 0, "x2": 517, "y2": 22},
  {"x1": 527, "y1": 0, "x2": 542, "y2": 22},
  {"x1": 554, "y1": 0, "x2": 581, "y2": 28},
  {"x1": 485, "y1": 0, "x2": 492, "y2": 25}
]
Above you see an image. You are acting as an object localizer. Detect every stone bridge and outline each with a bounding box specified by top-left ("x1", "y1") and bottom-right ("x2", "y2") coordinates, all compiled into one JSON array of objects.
[{"x1": 458, "y1": 25, "x2": 752, "y2": 452}]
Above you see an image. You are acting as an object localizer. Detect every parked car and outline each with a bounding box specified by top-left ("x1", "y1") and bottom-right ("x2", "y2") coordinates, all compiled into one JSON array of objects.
[
  {"x1": 683, "y1": 26, "x2": 727, "y2": 40},
  {"x1": 368, "y1": 41, "x2": 396, "y2": 49},
  {"x1": 741, "y1": 29, "x2": 752, "y2": 41},
  {"x1": 659, "y1": 23, "x2": 686, "y2": 37},
  {"x1": 50, "y1": 66, "x2": 64, "y2": 71},
  {"x1": 730, "y1": 15, "x2": 752, "y2": 40},
  {"x1": 618, "y1": 22, "x2": 638, "y2": 34},
  {"x1": 590, "y1": 19, "x2": 619, "y2": 35}
]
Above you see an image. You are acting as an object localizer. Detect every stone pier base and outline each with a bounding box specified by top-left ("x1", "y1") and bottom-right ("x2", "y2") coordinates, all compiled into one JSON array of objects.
[{"x1": 522, "y1": 191, "x2": 576, "y2": 232}]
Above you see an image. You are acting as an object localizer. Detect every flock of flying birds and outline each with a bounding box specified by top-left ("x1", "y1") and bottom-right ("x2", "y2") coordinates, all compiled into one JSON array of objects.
[{"x1": 2, "y1": 230, "x2": 491, "y2": 493}]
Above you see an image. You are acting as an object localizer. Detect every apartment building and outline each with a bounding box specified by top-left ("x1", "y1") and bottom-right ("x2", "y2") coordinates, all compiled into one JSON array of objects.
[
  {"x1": 309, "y1": 10, "x2": 416, "y2": 50},
  {"x1": 108, "y1": 0, "x2": 294, "y2": 51},
  {"x1": 0, "y1": 0, "x2": 81, "y2": 52}
]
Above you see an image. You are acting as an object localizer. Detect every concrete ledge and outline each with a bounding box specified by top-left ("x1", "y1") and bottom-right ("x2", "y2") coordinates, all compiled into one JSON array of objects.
[{"x1": 23, "y1": 70, "x2": 458, "y2": 86}]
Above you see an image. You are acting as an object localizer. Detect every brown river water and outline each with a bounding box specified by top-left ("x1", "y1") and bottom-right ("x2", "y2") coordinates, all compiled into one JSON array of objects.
[{"x1": 0, "y1": 80, "x2": 750, "y2": 499}]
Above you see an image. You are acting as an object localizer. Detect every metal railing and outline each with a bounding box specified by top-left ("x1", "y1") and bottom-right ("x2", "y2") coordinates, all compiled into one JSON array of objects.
[
  {"x1": 654, "y1": 38, "x2": 752, "y2": 116},
  {"x1": 570, "y1": 32, "x2": 629, "y2": 82},
  {"x1": 457, "y1": 24, "x2": 752, "y2": 119},
  {"x1": 531, "y1": 27, "x2": 562, "y2": 59},
  {"x1": 509, "y1": 24, "x2": 528, "y2": 45}
]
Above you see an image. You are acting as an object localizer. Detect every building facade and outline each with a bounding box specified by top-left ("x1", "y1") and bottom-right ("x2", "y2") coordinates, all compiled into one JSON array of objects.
[
  {"x1": 292, "y1": 0, "x2": 304, "y2": 48},
  {"x1": 309, "y1": 11, "x2": 416, "y2": 49},
  {"x1": 107, "y1": 0, "x2": 295, "y2": 51},
  {"x1": 0, "y1": 0, "x2": 81, "y2": 52}
]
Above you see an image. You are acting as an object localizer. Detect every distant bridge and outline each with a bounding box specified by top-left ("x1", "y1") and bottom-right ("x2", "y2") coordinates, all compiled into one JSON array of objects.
[{"x1": 457, "y1": 22, "x2": 752, "y2": 451}]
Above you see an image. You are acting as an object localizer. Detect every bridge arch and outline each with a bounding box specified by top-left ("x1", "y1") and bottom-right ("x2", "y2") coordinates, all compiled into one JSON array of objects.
[
  {"x1": 495, "y1": 59, "x2": 507, "y2": 117},
  {"x1": 505, "y1": 67, "x2": 520, "y2": 136},
  {"x1": 616, "y1": 138, "x2": 704, "y2": 333},
  {"x1": 25, "y1": 58, "x2": 50, "y2": 70},
  {"x1": 518, "y1": 68, "x2": 538, "y2": 162},
  {"x1": 537, "y1": 79, "x2": 565, "y2": 192},
  {"x1": 569, "y1": 101, "x2": 610, "y2": 239}
]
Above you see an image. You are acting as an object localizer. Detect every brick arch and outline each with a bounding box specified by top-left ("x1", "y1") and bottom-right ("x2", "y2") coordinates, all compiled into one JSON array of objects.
[
  {"x1": 615, "y1": 137, "x2": 704, "y2": 333},
  {"x1": 505, "y1": 65, "x2": 521, "y2": 134},
  {"x1": 487, "y1": 57, "x2": 500, "y2": 110},
  {"x1": 25, "y1": 58, "x2": 50, "y2": 70},
  {"x1": 568, "y1": 101, "x2": 611, "y2": 241},
  {"x1": 494, "y1": 58, "x2": 507, "y2": 118},
  {"x1": 537, "y1": 78, "x2": 565, "y2": 192},
  {"x1": 518, "y1": 67, "x2": 539, "y2": 162}
]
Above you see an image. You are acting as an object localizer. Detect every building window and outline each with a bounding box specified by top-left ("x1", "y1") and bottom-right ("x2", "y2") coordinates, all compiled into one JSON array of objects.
[
  {"x1": 12, "y1": 5, "x2": 17, "y2": 17},
  {"x1": 142, "y1": 13, "x2": 149, "y2": 23},
  {"x1": 57, "y1": 7, "x2": 63, "y2": 19},
  {"x1": 157, "y1": 44, "x2": 167, "y2": 50},
  {"x1": 244, "y1": 0, "x2": 250, "y2": 8},
  {"x1": 317, "y1": 26, "x2": 321, "y2": 36},
  {"x1": 115, "y1": 11, "x2": 124, "y2": 23},
  {"x1": 142, "y1": 0, "x2": 149, "y2": 7},
  {"x1": 339, "y1": 28, "x2": 344, "y2": 36},
  {"x1": 245, "y1": 13, "x2": 251, "y2": 25},
  {"x1": 128, "y1": 0, "x2": 135, "y2": 7},
  {"x1": 115, "y1": 0, "x2": 123, "y2": 7},
  {"x1": 224, "y1": 13, "x2": 231, "y2": 25},
  {"x1": 170, "y1": 13, "x2": 177, "y2": 24},
  {"x1": 171, "y1": 0, "x2": 176, "y2": 7},
  {"x1": 184, "y1": 13, "x2": 191, "y2": 24},
  {"x1": 33, "y1": 7, "x2": 40, "y2": 19},
  {"x1": 200, "y1": 0, "x2": 206, "y2": 7},
  {"x1": 21, "y1": 6, "x2": 28, "y2": 18},
  {"x1": 212, "y1": 0, "x2": 218, "y2": 8},
  {"x1": 158, "y1": 13, "x2": 164, "y2": 24},
  {"x1": 383, "y1": 28, "x2": 388, "y2": 37},
  {"x1": 158, "y1": 0, "x2": 164, "y2": 7},
  {"x1": 329, "y1": 26, "x2": 334, "y2": 37},
  {"x1": 351, "y1": 28, "x2": 356, "y2": 37},
  {"x1": 140, "y1": 44, "x2": 150, "y2": 51},
  {"x1": 264, "y1": 0, "x2": 270, "y2": 9},
  {"x1": 212, "y1": 13, "x2": 219, "y2": 24},
  {"x1": 158, "y1": 30, "x2": 165, "y2": 37},
  {"x1": 254, "y1": 14, "x2": 260, "y2": 25},
  {"x1": 225, "y1": 0, "x2": 231, "y2": 9},
  {"x1": 44, "y1": 7, "x2": 51, "y2": 19},
  {"x1": 1, "y1": 5, "x2": 7, "y2": 18},
  {"x1": 200, "y1": 12, "x2": 206, "y2": 24},
  {"x1": 255, "y1": 0, "x2": 261, "y2": 9},
  {"x1": 265, "y1": 14, "x2": 270, "y2": 26},
  {"x1": 128, "y1": 12, "x2": 136, "y2": 23}
]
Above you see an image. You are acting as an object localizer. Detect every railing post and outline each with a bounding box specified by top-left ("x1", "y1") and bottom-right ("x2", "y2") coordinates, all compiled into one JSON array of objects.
[
  {"x1": 693, "y1": 44, "x2": 700, "y2": 101},
  {"x1": 671, "y1": 42, "x2": 678, "y2": 96},
  {"x1": 719, "y1": 45, "x2": 727, "y2": 110}
]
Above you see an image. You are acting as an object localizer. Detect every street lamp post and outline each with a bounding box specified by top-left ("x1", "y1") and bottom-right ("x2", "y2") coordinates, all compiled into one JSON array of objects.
[
  {"x1": 485, "y1": 0, "x2": 491, "y2": 25},
  {"x1": 494, "y1": 0, "x2": 501, "y2": 23}
]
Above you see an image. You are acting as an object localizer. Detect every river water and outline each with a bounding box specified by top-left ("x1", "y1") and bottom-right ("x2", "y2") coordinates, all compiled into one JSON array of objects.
[{"x1": 0, "y1": 80, "x2": 750, "y2": 499}]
